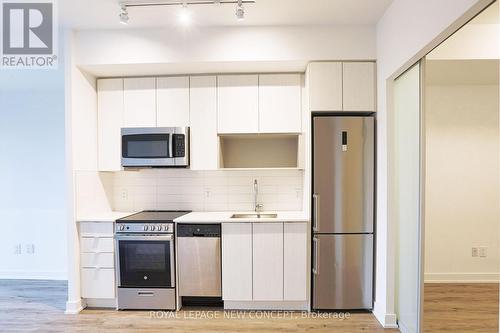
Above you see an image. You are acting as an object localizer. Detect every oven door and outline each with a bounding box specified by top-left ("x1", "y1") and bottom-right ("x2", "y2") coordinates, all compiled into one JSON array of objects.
[{"x1": 115, "y1": 234, "x2": 175, "y2": 288}]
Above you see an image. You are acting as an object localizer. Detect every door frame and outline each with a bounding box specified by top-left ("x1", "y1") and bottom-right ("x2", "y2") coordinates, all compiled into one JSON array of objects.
[{"x1": 387, "y1": 1, "x2": 497, "y2": 331}]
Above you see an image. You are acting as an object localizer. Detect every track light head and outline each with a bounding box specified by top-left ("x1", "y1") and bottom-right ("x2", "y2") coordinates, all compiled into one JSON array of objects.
[
  {"x1": 119, "y1": 4, "x2": 129, "y2": 25},
  {"x1": 235, "y1": 0, "x2": 244, "y2": 21}
]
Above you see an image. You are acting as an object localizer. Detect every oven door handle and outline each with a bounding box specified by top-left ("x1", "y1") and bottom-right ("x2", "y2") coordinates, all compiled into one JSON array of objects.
[{"x1": 114, "y1": 234, "x2": 174, "y2": 241}]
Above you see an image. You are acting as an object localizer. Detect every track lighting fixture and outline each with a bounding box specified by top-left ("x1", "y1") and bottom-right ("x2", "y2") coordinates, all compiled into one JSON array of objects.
[
  {"x1": 119, "y1": 4, "x2": 129, "y2": 24},
  {"x1": 235, "y1": 0, "x2": 244, "y2": 21},
  {"x1": 118, "y1": 1, "x2": 254, "y2": 25},
  {"x1": 178, "y1": 3, "x2": 191, "y2": 25}
]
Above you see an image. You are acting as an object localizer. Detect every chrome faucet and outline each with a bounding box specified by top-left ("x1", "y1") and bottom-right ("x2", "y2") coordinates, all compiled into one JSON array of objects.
[{"x1": 253, "y1": 179, "x2": 263, "y2": 213}]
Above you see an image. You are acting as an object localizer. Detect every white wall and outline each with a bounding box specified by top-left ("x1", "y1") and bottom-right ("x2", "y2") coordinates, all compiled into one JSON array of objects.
[
  {"x1": 73, "y1": 25, "x2": 376, "y2": 76},
  {"x1": 425, "y1": 80, "x2": 499, "y2": 283},
  {"x1": 375, "y1": 0, "x2": 489, "y2": 327},
  {"x1": 0, "y1": 65, "x2": 67, "y2": 279}
]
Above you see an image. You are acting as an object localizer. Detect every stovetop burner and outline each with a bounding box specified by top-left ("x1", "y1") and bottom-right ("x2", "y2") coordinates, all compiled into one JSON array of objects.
[{"x1": 117, "y1": 210, "x2": 191, "y2": 223}]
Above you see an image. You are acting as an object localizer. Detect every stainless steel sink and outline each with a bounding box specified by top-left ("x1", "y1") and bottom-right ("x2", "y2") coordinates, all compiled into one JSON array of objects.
[{"x1": 231, "y1": 213, "x2": 278, "y2": 219}]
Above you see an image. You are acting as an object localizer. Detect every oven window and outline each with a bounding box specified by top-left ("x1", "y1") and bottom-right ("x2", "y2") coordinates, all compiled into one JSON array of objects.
[
  {"x1": 122, "y1": 134, "x2": 169, "y2": 158},
  {"x1": 119, "y1": 240, "x2": 173, "y2": 288}
]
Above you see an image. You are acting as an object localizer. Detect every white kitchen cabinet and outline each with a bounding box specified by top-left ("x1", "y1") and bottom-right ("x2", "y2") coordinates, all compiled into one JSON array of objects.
[
  {"x1": 217, "y1": 75, "x2": 259, "y2": 134},
  {"x1": 258, "y1": 74, "x2": 301, "y2": 133},
  {"x1": 123, "y1": 77, "x2": 156, "y2": 127},
  {"x1": 221, "y1": 223, "x2": 253, "y2": 301},
  {"x1": 252, "y1": 223, "x2": 284, "y2": 301},
  {"x1": 79, "y1": 222, "x2": 116, "y2": 299},
  {"x1": 80, "y1": 237, "x2": 114, "y2": 253},
  {"x1": 81, "y1": 268, "x2": 115, "y2": 299},
  {"x1": 97, "y1": 78, "x2": 123, "y2": 171},
  {"x1": 283, "y1": 222, "x2": 307, "y2": 301},
  {"x1": 308, "y1": 62, "x2": 343, "y2": 111},
  {"x1": 157, "y1": 76, "x2": 190, "y2": 127},
  {"x1": 190, "y1": 76, "x2": 218, "y2": 170},
  {"x1": 343, "y1": 62, "x2": 376, "y2": 112}
]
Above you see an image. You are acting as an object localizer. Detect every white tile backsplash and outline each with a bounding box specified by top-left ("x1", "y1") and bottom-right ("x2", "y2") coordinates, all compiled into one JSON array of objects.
[{"x1": 111, "y1": 169, "x2": 303, "y2": 212}]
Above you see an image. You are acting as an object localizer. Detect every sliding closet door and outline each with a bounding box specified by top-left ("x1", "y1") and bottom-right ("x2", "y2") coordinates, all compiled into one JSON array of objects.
[{"x1": 392, "y1": 62, "x2": 423, "y2": 333}]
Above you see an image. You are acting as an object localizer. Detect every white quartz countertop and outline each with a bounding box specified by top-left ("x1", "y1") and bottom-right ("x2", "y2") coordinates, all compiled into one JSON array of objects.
[
  {"x1": 174, "y1": 211, "x2": 309, "y2": 223},
  {"x1": 76, "y1": 211, "x2": 136, "y2": 222}
]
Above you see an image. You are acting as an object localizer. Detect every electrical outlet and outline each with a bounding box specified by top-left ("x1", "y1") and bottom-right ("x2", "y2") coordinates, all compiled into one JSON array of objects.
[
  {"x1": 472, "y1": 247, "x2": 479, "y2": 257},
  {"x1": 121, "y1": 189, "x2": 128, "y2": 200},
  {"x1": 479, "y1": 247, "x2": 488, "y2": 258},
  {"x1": 14, "y1": 244, "x2": 21, "y2": 255},
  {"x1": 25, "y1": 244, "x2": 35, "y2": 255}
]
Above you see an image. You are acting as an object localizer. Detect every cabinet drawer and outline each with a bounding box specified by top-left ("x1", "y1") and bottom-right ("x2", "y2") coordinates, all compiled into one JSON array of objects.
[
  {"x1": 81, "y1": 268, "x2": 115, "y2": 299},
  {"x1": 81, "y1": 252, "x2": 115, "y2": 268},
  {"x1": 79, "y1": 222, "x2": 114, "y2": 237},
  {"x1": 81, "y1": 237, "x2": 114, "y2": 253}
]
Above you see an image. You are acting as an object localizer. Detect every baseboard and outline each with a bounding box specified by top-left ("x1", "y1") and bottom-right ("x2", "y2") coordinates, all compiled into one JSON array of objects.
[
  {"x1": 398, "y1": 320, "x2": 417, "y2": 333},
  {"x1": 85, "y1": 298, "x2": 117, "y2": 308},
  {"x1": 0, "y1": 270, "x2": 67, "y2": 280},
  {"x1": 65, "y1": 299, "x2": 84, "y2": 314},
  {"x1": 223, "y1": 301, "x2": 309, "y2": 311},
  {"x1": 425, "y1": 272, "x2": 500, "y2": 283},
  {"x1": 372, "y1": 301, "x2": 398, "y2": 328}
]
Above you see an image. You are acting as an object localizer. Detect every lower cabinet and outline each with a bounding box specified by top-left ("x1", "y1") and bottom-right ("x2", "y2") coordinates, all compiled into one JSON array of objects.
[
  {"x1": 221, "y1": 223, "x2": 253, "y2": 301},
  {"x1": 221, "y1": 222, "x2": 308, "y2": 302},
  {"x1": 79, "y1": 222, "x2": 116, "y2": 300},
  {"x1": 81, "y1": 268, "x2": 115, "y2": 299},
  {"x1": 253, "y1": 223, "x2": 283, "y2": 301}
]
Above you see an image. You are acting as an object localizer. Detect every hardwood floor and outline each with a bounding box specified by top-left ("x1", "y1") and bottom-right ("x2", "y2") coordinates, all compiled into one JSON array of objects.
[
  {"x1": 0, "y1": 279, "x2": 397, "y2": 333},
  {"x1": 423, "y1": 283, "x2": 499, "y2": 333}
]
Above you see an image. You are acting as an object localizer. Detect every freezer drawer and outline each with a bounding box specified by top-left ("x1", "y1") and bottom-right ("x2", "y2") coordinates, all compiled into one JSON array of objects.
[
  {"x1": 313, "y1": 116, "x2": 374, "y2": 233},
  {"x1": 313, "y1": 234, "x2": 373, "y2": 310}
]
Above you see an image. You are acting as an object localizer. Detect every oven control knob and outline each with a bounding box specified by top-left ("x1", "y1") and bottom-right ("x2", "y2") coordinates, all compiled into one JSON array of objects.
[
  {"x1": 143, "y1": 225, "x2": 148, "y2": 231},
  {"x1": 120, "y1": 225, "x2": 125, "y2": 231},
  {"x1": 150, "y1": 225, "x2": 156, "y2": 231},
  {"x1": 157, "y1": 225, "x2": 162, "y2": 231}
]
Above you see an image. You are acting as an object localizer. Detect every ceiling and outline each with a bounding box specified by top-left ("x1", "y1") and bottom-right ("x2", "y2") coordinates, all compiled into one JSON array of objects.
[{"x1": 59, "y1": 0, "x2": 393, "y2": 30}]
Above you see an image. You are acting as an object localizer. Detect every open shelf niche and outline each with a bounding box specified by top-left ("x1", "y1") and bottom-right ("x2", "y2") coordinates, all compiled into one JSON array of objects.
[{"x1": 218, "y1": 134, "x2": 303, "y2": 169}]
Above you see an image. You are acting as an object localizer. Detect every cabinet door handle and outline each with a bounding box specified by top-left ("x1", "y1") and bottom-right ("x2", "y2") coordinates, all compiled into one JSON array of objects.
[
  {"x1": 313, "y1": 236, "x2": 319, "y2": 275},
  {"x1": 313, "y1": 194, "x2": 320, "y2": 232}
]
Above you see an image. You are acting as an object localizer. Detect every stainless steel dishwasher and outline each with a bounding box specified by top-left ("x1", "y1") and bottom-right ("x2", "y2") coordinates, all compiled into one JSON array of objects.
[{"x1": 177, "y1": 224, "x2": 222, "y2": 305}]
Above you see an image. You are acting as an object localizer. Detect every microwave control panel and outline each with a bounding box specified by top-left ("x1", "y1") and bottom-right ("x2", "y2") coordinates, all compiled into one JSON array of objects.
[{"x1": 173, "y1": 134, "x2": 186, "y2": 157}]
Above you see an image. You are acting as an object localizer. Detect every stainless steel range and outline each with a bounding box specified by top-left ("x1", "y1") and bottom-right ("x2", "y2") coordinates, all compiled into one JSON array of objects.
[{"x1": 115, "y1": 210, "x2": 190, "y2": 310}]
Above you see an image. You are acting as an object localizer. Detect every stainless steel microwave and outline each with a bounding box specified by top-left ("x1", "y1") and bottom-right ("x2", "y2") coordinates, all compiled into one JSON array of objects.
[{"x1": 121, "y1": 127, "x2": 189, "y2": 167}]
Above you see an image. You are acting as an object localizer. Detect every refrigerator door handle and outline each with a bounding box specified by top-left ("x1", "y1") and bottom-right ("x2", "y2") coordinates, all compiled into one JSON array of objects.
[
  {"x1": 312, "y1": 236, "x2": 319, "y2": 275},
  {"x1": 313, "y1": 194, "x2": 320, "y2": 232}
]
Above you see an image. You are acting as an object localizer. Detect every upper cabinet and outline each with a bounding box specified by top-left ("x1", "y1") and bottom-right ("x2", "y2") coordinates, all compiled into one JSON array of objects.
[
  {"x1": 97, "y1": 78, "x2": 123, "y2": 172},
  {"x1": 190, "y1": 76, "x2": 218, "y2": 170},
  {"x1": 259, "y1": 74, "x2": 302, "y2": 133},
  {"x1": 308, "y1": 62, "x2": 343, "y2": 111},
  {"x1": 217, "y1": 74, "x2": 302, "y2": 134},
  {"x1": 307, "y1": 61, "x2": 376, "y2": 112},
  {"x1": 342, "y1": 62, "x2": 376, "y2": 112},
  {"x1": 123, "y1": 77, "x2": 156, "y2": 127},
  {"x1": 217, "y1": 75, "x2": 259, "y2": 134},
  {"x1": 157, "y1": 76, "x2": 190, "y2": 127}
]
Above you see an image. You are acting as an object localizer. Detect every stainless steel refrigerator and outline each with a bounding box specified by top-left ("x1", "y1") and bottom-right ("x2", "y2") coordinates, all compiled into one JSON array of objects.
[{"x1": 312, "y1": 116, "x2": 374, "y2": 310}]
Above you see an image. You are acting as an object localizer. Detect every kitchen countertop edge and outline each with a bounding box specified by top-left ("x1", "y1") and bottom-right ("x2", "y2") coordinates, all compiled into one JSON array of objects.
[{"x1": 174, "y1": 211, "x2": 309, "y2": 223}]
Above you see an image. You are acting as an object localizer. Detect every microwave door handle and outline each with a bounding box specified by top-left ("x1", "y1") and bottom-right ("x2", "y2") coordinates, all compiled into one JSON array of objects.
[{"x1": 169, "y1": 133, "x2": 174, "y2": 158}]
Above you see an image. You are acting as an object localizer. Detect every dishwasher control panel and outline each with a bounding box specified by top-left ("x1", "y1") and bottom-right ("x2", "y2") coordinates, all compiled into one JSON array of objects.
[{"x1": 177, "y1": 224, "x2": 221, "y2": 237}]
